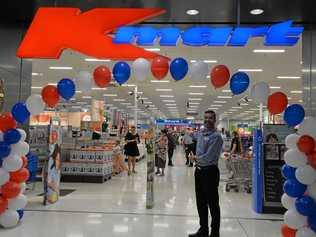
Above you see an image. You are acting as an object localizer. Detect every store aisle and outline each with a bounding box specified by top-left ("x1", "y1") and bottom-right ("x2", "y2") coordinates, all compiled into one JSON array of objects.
[{"x1": 6, "y1": 147, "x2": 283, "y2": 237}]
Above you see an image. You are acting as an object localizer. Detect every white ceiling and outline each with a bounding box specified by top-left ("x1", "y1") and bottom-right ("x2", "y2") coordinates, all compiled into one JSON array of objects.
[{"x1": 31, "y1": 37, "x2": 302, "y2": 121}]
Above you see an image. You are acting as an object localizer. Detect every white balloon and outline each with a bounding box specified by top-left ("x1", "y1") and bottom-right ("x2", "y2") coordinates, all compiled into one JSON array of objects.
[
  {"x1": 75, "y1": 71, "x2": 92, "y2": 94},
  {"x1": 132, "y1": 58, "x2": 150, "y2": 81},
  {"x1": 298, "y1": 117, "x2": 316, "y2": 139},
  {"x1": 8, "y1": 194, "x2": 27, "y2": 210},
  {"x1": 0, "y1": 168, "x2": 10, "y2": 186},
  {"x1": 0, "y1": 210, "x2": 19, "y2": 228},
  {"x1": 10, "y1": 141, "x2": 29, "y2": 156},
  {"x1": 190, "y1": 61, "x2": 209, "y2": 80},
  {"x1": 250, "y1": 82, "x2": 271, "y2": 104},
  {"x1": 284, "y1": 209, "x2": 308, "y2": 229},
  {"x1": 284, "y1": 149, "x2": 308, "y2": 168},
  {"x1": 17, "y1": 129, "x2": 27, "y2": 141},
  {"x1": 307, "y1": 182, "x2": 316, "y2": 201},
  {"x1": 296, "y1": 227, "x2": 316, "y2": 237},
  {"x1": 26, "y1": 94, "x2": 45, "y2": 115},
  {"x1": 2, "y1": 155, "x2": 23, "y2": 172},
  {"x1": 20, "y1": 182, "x2": 27, "y2": 194},
  {"x1": 282, "y1": 193, "x2": 296, "y2": 210},
  {"x1": 296, "y1": 165, "x2": 316, "y2": 185},
  {"x1": 286, "y1": 134, "x2": 300, "y2": 149}
]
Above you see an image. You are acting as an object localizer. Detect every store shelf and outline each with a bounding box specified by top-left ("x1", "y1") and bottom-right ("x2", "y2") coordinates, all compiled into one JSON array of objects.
[{"x1": 61, "y1": 174, "x2": 112, "y2": 183}]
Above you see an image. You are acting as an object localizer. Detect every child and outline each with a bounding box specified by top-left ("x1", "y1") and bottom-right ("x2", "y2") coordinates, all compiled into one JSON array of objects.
[{"x1": 113, "y1": 140, "x2": 128, "y2": 175}]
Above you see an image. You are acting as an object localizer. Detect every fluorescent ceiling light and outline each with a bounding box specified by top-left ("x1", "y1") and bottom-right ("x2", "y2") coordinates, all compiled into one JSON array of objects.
[
  {"x1": 190, "y1": 60, "x2": 197, "y2": 63},
  {"x1": 207, "y1": 75, "x2": 210, "y2": 78},
  {"x1": 217, "y1": 96, "x2": 232, "y2": 99},
  {"x1": 85, "y1": 58, "x2": 111, "y2": 62},
  {"x1": 253, "y1": 49, "x2": 285, "y2": 53},
  {"x1": 302, "y1": 69, "x2": 316, "y2": 72},
  {"x1": 211, "y1": 104, "x2": 223, "y2": 107},
  {"x1": 92, "y1": 87, "x2": 107, "y2": 90},
  {"x1": 250, "y1": 9, "x2": 264, "y2": 15},
  {"x1": 160, "y1": 95, "x2": 174, "y2": 98},
  {"x1": 166, "y1": 104, "x2": 177, "y2": 106},
  {"x1": 189, "y1": 98, "x2": 202, "y2": 101},
  {"x1": 121, "y1": 103, "x2": 132, "y2": 105},
  {"x1": 229, "y1": 109, "x2": 238, "y2": 111},
  {"x1": 151, "y1": 80, "x2": 169, "y2": 83},
  {"x1": 189, "y1": 85, "x2": 207, "y2": 88},
  {"x1": 250, "y1": 108, "x2": 260, "y2": 111},
  {"x1": 163, "y1": 100, "x2": 175, "y2": 103},
  {"x1": 203, "y1": 60, "x2": 217, "y2": 63},
  {"x1": 82, "y1": 96, "x2": 92, "y2": 99},
  {"x1": 186, "y1": 9, "x2": 199, "y2": 15},
  {"x1": 277, "y1": 76, "x2": 301, "y2": 79},
  {"x1": 208, "y1": 108, "x2": 219, "y2": 110},
  {"x1": 103, "y1": 94, "x2": 117, "y2": 97},
  {"x1": 145, "y1": 48, "x2": 160, "y2": 52},
  {"x1": 240, "y1": 103, "x2": 248, "y2": 106},
  {"x1": 76, "y1": 90, "x2": 82, "y2": 93},
  {"x1": 48, "y1": 83, "x2": 57, "y2": 86},
  {"x1": 270, "y1": 86, "x2": 281, "y2": 89},
  {"x1": 232, "y1": 106, "x2": 243, "y2": 109},
  {"x1": 31, "y1": 86, "x2": 42, "y2": 89},
  {"x1": 238, "y1": 68, "x2": 263, "y2": 72},
  {"x1": 214, "y1": 100, "x2": 227, "y2": 104},
  {"x1": 187, "y1": 116, "x2": 194, "y2": 119},
  {"x1": 189, "y1": 102, "x2": 200, "y2": 105},
  {"x1": 137, "y1": 91, "x2": 143, "y2": 94},
  {"x1": 291, "y1": 90, "x2": 303, "y2": 94},
  {"x1": 144, "y1": 101, "x2": 153, "y2": 104},
  {"x1": 32, "y1": 72, "x2": 43, "y2": 76},
  {"x1": 49, "y1": 66, "x2": 73, "y2": 70},
  {"x1": 288, "y1": 97, "x2": 292, "y2": 100},
  {"x1": 188, "y1": 92, "x2": 204, "y2": 95},
  {"x1": 156, "y1": 88, "x2": 172, "y2": 92},
  {"x1": 222, "y1": 89, "x2": 231, "y2": 93},
  {"x1": 122, "y1": 84, "x2": 136, "y2": 87},
  {"x1": 113, "y1": 99, "x2": 125, "y2": 102}
]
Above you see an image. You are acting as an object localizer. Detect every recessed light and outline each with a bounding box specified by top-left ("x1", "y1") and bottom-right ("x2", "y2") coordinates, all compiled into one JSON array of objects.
[
  {"x1": 250, "y1": 9, "x2": 264, "y2": 15},
  {"x1": 144, "y1": 48, "x2": 160, "y2": 52},
  {"x1": 189, "y1": 85, "x2": 207, "y2": 88},
  {"x1": 277, "y1": 76, "x2": 301, "y2": 79},
  {"x1": 238, "y1": 69, "x2": 263, "y2": 72},
  {"x1": 186, "y1": 9, "x2": 199, "y2": 15},
  {"x1": 253, "y1": 49, "x2": 285, "y2": 53},
  {"x1": 85, "y1": 58, "x2": 111, "y2": 62},
  {"x1": 49, "y1": 66, "x2": 73, "y2": 70}
]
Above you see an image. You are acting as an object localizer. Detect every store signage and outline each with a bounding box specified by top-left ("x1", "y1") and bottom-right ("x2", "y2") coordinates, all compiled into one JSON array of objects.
[
  {"x1": 114, "y1": 20, "x2": 303, "y2": 46},
  {"x1": 156, "y1": 119, "x2": 192, "y2": 125},
  {"x1": 17, "y1": 7, "x2": 303, "y2": 60}
]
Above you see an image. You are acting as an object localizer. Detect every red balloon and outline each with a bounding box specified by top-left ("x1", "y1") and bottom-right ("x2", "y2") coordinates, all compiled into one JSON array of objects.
[
  {"x1": 297, "y1": 135, "x2": 315, "y2": 154},
  {"x1": 93, "y1": 65, "x2": 111, "y2": 87},
  {"x1": 151, "y1": 56, "x2": 169, "y2": 80},
  {"x1": 308, "y1": 151, "x2": 316, "y2": 169},
  {"x1": 210, "y1": 65, "x2": 230, "y2": 88},
  {"x1": 0, "y1": 112, "x2": 17, "y2": 132},
  {"x1": 22, "y1": 156, "x2": 28, "y2": 168},
  {"x1": 1, "y1": 181, "x2": 21, "y2": 199},
  {"x1": 41, "y1": 85, "x2": 60, "y2": 107},
  {"x1": 10, "y1": 168, "x2": 30, "y2": 183},
  {"x1": 281, "y1": 225, "x2": 297, "y2": 237},
  {"x1": 267, "y1": 92, "x2": 288, "y2": 115},
  {"x1": 0, "y1": 196, "x2": 8, "y2": 214}
]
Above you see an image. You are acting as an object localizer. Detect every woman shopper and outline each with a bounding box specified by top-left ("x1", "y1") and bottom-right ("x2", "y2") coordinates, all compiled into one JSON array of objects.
[
  {"x1": 226, "y1": 131, "x2": 243, "y2": 178},
  {"x1": 125, "y1": 126, "x2": 140, "y2": 176},
  {"x1": 156, "y1": 129, "x2": 168, "y2": 176}
]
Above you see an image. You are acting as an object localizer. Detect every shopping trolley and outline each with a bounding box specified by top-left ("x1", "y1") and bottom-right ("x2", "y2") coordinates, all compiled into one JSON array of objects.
[{"x1": 224, "y1": 156, "x2": 252, "y2": 193}]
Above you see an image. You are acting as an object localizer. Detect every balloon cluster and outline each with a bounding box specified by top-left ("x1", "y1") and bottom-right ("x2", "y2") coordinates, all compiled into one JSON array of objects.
[
  {"x1": 0, "y1": 122, "x2": 29, "y2": 228},
  {"x1": 281, "y1": 117, "x2": 316, "y2": 237}
]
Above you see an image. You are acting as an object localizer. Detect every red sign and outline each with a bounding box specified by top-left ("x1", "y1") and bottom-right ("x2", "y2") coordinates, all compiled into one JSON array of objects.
[{"x1": 17, "y1": 8, "x2": 165, "y2": 60}]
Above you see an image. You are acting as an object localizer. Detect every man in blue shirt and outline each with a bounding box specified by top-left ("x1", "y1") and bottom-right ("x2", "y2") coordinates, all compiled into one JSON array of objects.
[{"x1": 189, "y1": 110, "x2": 223, "y2": 237}]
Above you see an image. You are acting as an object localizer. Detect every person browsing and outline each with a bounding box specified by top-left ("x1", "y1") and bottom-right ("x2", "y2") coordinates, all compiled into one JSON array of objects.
[{"x1": 189, "y1": 110, "x2": 223, "y2": 237}]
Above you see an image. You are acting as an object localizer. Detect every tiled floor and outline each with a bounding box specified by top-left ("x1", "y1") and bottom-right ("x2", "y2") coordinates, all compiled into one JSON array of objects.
[{"x1": 1, "y1": 146, "x2": 283, "y2": 236}]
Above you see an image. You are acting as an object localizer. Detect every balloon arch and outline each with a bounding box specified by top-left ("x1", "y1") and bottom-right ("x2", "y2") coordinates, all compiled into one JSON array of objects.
[{"x1": 0, "y1": 56, "x2": 315, "y2": 236}]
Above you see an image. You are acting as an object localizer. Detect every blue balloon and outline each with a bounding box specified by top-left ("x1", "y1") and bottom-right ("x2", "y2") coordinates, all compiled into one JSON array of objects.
[
  {"x1": 308, "y1": 215, "x2": 316, "y2": 233},
  {"x1": 57, "y1": 78, "x2": 75, "y2": 100},
  {"x1": 11, "y1": 102, "x2": 30, "y2": 124},
  {"x1": 230, "y1": 72, "x2": 250, "y2": 95},
  {"x1": 170, "y1": 57, "x2": 188, "y2": 81},
  {"x1": 295, "y1": 196, "x2": 316, "y2": 216},
  {"x1": 284, "y1": 104, "x2": 305, "y2": 127},
  {"x1": 0, "y1": 141, "x2": 11, "y2": 159},
  {"x1": 4, "y1": 128, "x2": 21, "y2": 145},
  {"x1": 284, "y1": 179, "x2": 307, "y2": 198},
  {"x1": 17, "y1": 209, "x2": 24, "y2": 220},
  {"x1": 281, "y1": 164, "x2": 296, "y2": 179},
  {"x1": 113, "y1": 61, "x2": 131, "y2": 85}
]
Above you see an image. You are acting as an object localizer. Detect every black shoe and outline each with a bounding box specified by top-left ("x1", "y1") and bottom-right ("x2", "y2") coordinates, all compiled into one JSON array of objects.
[
  {"x1": 210, "y1": 230, "x2": 220, "y2": 237},
  {"x1": 188, "y1": 229, "x2": 209, "y2": 237},
  {"x1": 189, "y1": 163, "x2": 194, "y2": 167},
  {"x1": 168, "y1": 163, "x2": 174, "y2": 166},
  {"x1": 185, "y1": 162, "x2": 189, "y2": 165}
]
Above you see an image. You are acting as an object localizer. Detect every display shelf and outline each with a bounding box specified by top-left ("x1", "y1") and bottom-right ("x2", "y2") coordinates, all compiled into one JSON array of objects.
[{"x1": 61, "y1": 174, "x2": 111, "y2": 183}]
